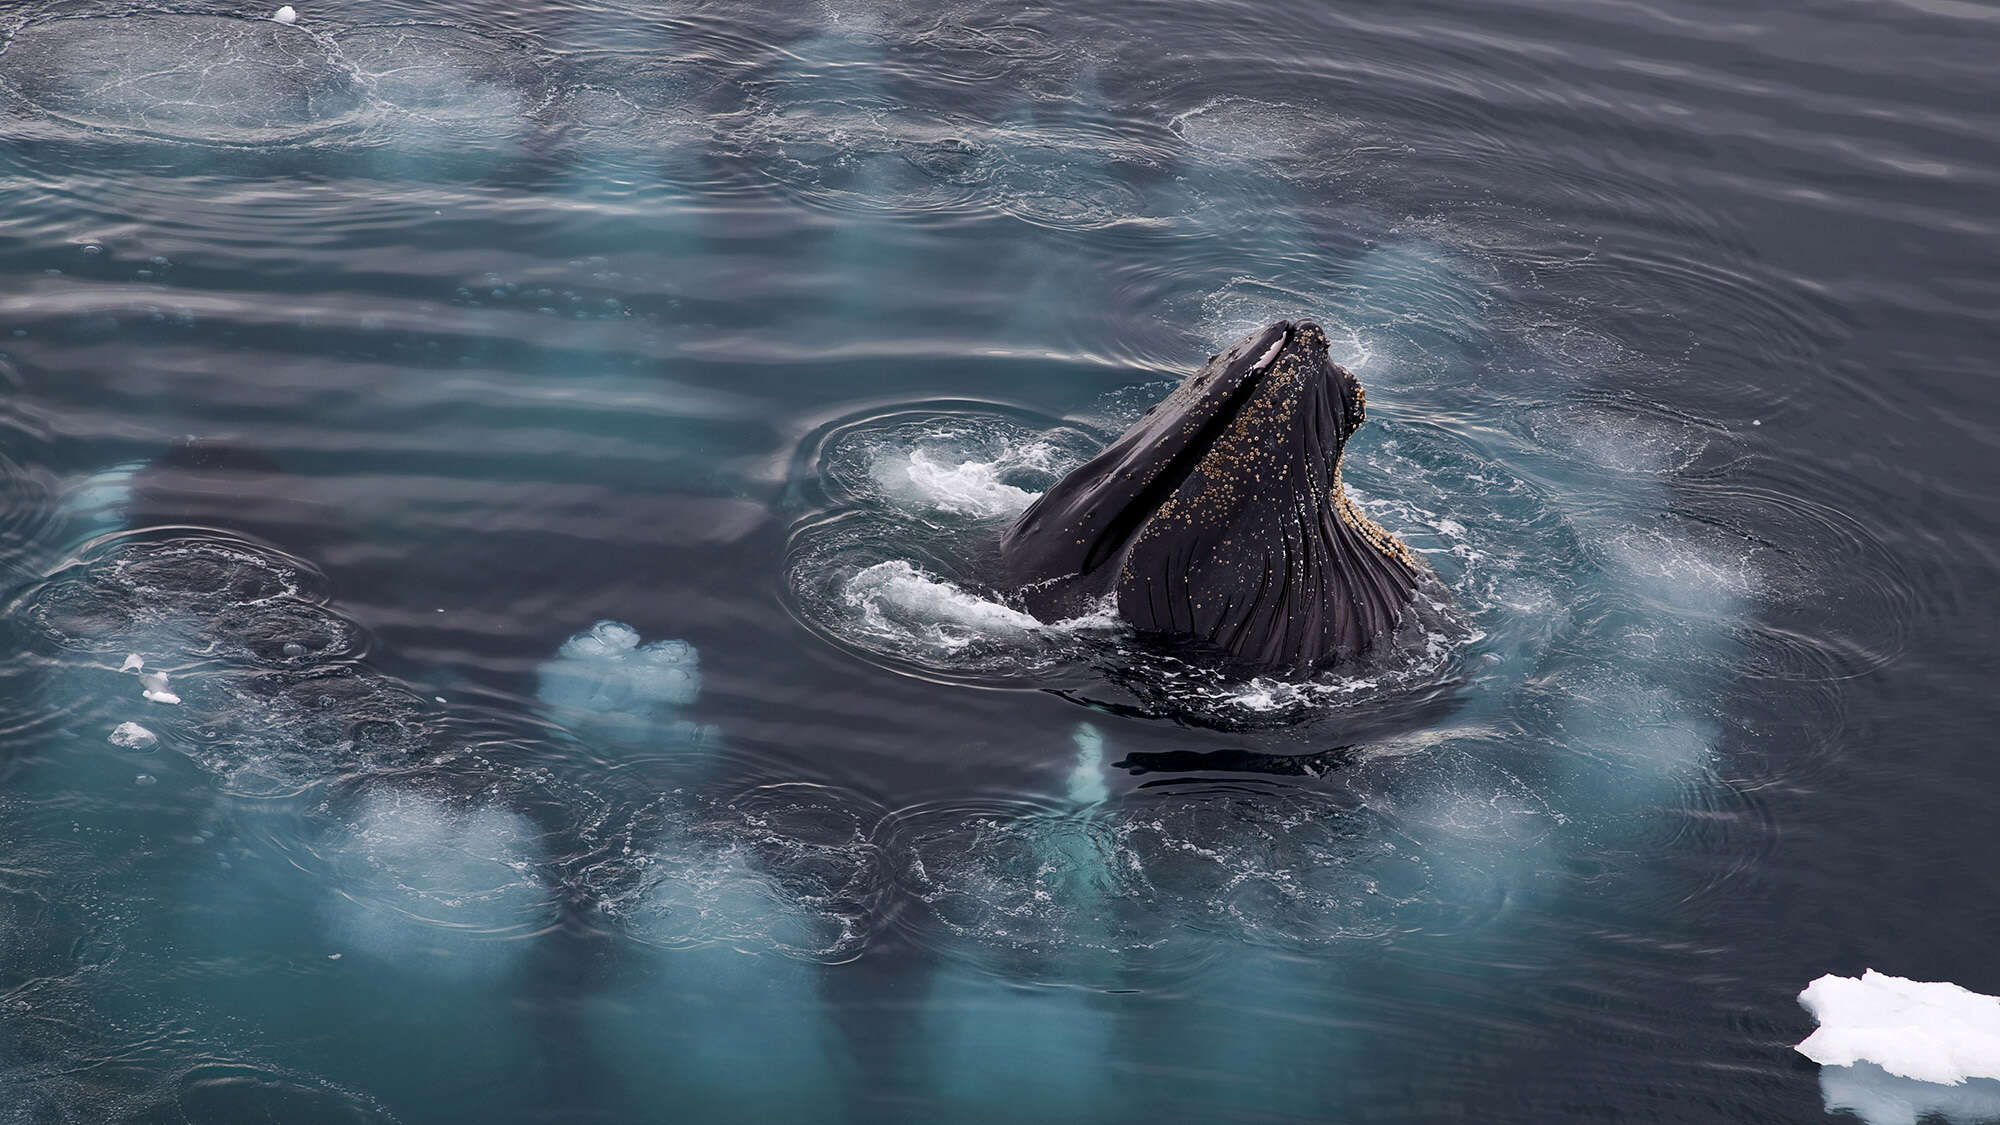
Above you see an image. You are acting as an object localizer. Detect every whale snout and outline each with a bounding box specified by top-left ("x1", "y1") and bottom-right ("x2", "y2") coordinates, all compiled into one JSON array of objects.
[{"x1": 996, "y1": 317, "x2": 1424, "y2": 670}]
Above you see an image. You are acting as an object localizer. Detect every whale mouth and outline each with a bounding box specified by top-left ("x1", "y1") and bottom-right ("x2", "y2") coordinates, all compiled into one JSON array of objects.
[
  {"x1": 998, "y1": 318, "x2": 1324, "y2": 608},
  {"x1": 1077, "y1": 323, "x2": 1294, "y2": 574}
]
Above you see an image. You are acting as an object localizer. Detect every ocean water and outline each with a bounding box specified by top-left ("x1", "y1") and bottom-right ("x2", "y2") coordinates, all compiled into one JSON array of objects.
[{"x1": 0, "y1": 0, "x2": 1995, "y2": 1122}]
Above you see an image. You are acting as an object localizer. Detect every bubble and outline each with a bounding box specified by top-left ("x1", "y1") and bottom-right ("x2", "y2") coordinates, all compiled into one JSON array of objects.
[
  {"x1": 316, "y1": 786, "x2": 556, "y2": 975},
  {"x1": 339, "y1": 25, "x2": 550, "y2": 137},
  {"x1": 585, "y1": 786, "x2": 888, "y2": 962}
]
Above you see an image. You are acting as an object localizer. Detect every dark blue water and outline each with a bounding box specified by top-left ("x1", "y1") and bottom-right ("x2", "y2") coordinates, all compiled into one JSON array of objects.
[{"x1": 1, "y1": 0, "x2": 1995, "y2": 1121}]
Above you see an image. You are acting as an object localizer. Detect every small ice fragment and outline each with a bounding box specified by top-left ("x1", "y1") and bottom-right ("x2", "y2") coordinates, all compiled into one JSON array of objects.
[
  {"x1": 138, "y1": 669, "x2": 181, "y2": 705},
  {"x1": 1797, "y1": 970, "x2": 2000, "y2": 1086},
  {"x1": 327, "y1": 953, "x2": 342, "y2": 960},
  {"x1": 134, "y1": 774, "x2": 156, "y2": 786},
  {"x1": 271, "y1": 5, "x2": 298, "y2": 22},
  {"x1": 120, "y1": 654, "x2": 144, "y2": 673},
  {"x1": 109, "y1": 722, "x2": 157, "y2": 751},
  {"x1": 282, "y1": 642, "x2": 307, "y2": 657}
]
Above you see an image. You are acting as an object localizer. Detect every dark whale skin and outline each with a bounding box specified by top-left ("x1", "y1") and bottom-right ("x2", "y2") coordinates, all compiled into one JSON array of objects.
[{"x1": 997, "y1": 319, "x2": 1422, "y2": 672}]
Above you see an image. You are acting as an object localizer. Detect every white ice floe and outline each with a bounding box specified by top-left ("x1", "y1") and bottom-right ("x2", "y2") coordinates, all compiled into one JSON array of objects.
[
  {"x1": 138, "y1": 669, "x2": 180, "y2": 705},
  {"x1": 108, "y1": 722, "x2": 157, "y2": 751},
  {"x1": 119, "y1": 653, "x2": 144, "y2": 673},
  {"x1": 270, "y1": 5, "x2": 298, "y2": 23},
  {"x1": 1797, "y1": 970, "x2": 2000, "y2": 1086}
]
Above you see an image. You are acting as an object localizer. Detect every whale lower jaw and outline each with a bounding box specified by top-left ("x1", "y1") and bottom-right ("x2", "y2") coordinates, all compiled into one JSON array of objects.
[{"x1": 1114, "y1": 476, "x2": 1421, "y2": 673}]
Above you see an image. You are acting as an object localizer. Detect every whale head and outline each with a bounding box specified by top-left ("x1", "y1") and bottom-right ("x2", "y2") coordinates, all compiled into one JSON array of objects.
[{"x1": 998, "y1": 319, "x2": 1421, "y2": 671}]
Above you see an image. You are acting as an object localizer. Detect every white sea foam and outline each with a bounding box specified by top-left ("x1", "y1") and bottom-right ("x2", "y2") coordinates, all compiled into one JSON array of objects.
[
  {"x1": 872, "y1": 447, "x2": 1046, "y2": 519},
  {"x1": 1798, "y1": 970, "x2": 2000, "y2": 1087},
  {"x1": 843, "y1": 561, "x2": 1041, "y2": 647}
]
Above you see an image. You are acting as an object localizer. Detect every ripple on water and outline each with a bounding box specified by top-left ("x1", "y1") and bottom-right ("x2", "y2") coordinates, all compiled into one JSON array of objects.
[
  {"x1": 312, "y1": 781, "x2": 559, "y2": 970},
  {"x1": 0, "y1": 14, "x2": 368, "y2": 145},
  {"x1": 14, "y1": 532, "x2": 363, "y2": 669},
  {"x1": 582, "y1": 783, "x2": 889, "y2": 962},
  {"x1": 787, "y1": 402, "x2": 1499, "y2": 727},
  {"x1": 885, "y1": 779, "x2": 1519, "y2": 970},
  {"x1": 339, "y1": 24, "x2": 550, "y2": 139},
  {"x1": 0, "y1": 13, "x2": 550, "y2": 151}
]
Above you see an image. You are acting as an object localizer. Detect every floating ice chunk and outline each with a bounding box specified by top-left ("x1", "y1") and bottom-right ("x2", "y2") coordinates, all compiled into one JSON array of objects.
[
  {"x1": 108, "y1": 722, "x2": 157, "y2": 751},
  {"x1": 120, "y1": 654, "x2": 145, "y2": 673},
  {"x1": 538, "y1": 620, "x2": 700, "y2": 714},
  {"x1": 271, "y1": 5, "x2": 297, "y2": 23},
  {"x1": 1797, "y1": 970, "x2": 2000, "y2": 1086},
  {"x1": 138, "y1": 669, "x2": 181, "y2": 705}
]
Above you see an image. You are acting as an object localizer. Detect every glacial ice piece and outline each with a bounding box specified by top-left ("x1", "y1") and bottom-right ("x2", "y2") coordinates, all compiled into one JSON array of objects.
[
  {"x1": 138, "y1": 669, "x2": 181, "y2": 705},
  {"x1": 271, "y1": 5, "x2": 298, "y2": 22},
  {"x1": 108, "y1": 722, "x2": 157, "y2": 750},
  {"x1": 1798, "y1": 970, "x2": 2000, "y2": 1086}
]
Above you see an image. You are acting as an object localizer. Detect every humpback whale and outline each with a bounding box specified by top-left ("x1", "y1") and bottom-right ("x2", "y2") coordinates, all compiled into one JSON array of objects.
[{"x1": 997, "y1": 320, "x2": 1423, "y2": 671}]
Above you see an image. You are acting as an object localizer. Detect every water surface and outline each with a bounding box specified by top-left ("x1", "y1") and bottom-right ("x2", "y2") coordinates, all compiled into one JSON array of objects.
[{"x1": 1, "y1": 0, "x2": 1996, "y2": 1122}]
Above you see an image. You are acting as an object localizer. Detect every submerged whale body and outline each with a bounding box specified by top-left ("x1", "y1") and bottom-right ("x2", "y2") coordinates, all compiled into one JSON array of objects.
[{"x1": 998, "y1": 320, "x2": 1423, "y2": 671}]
